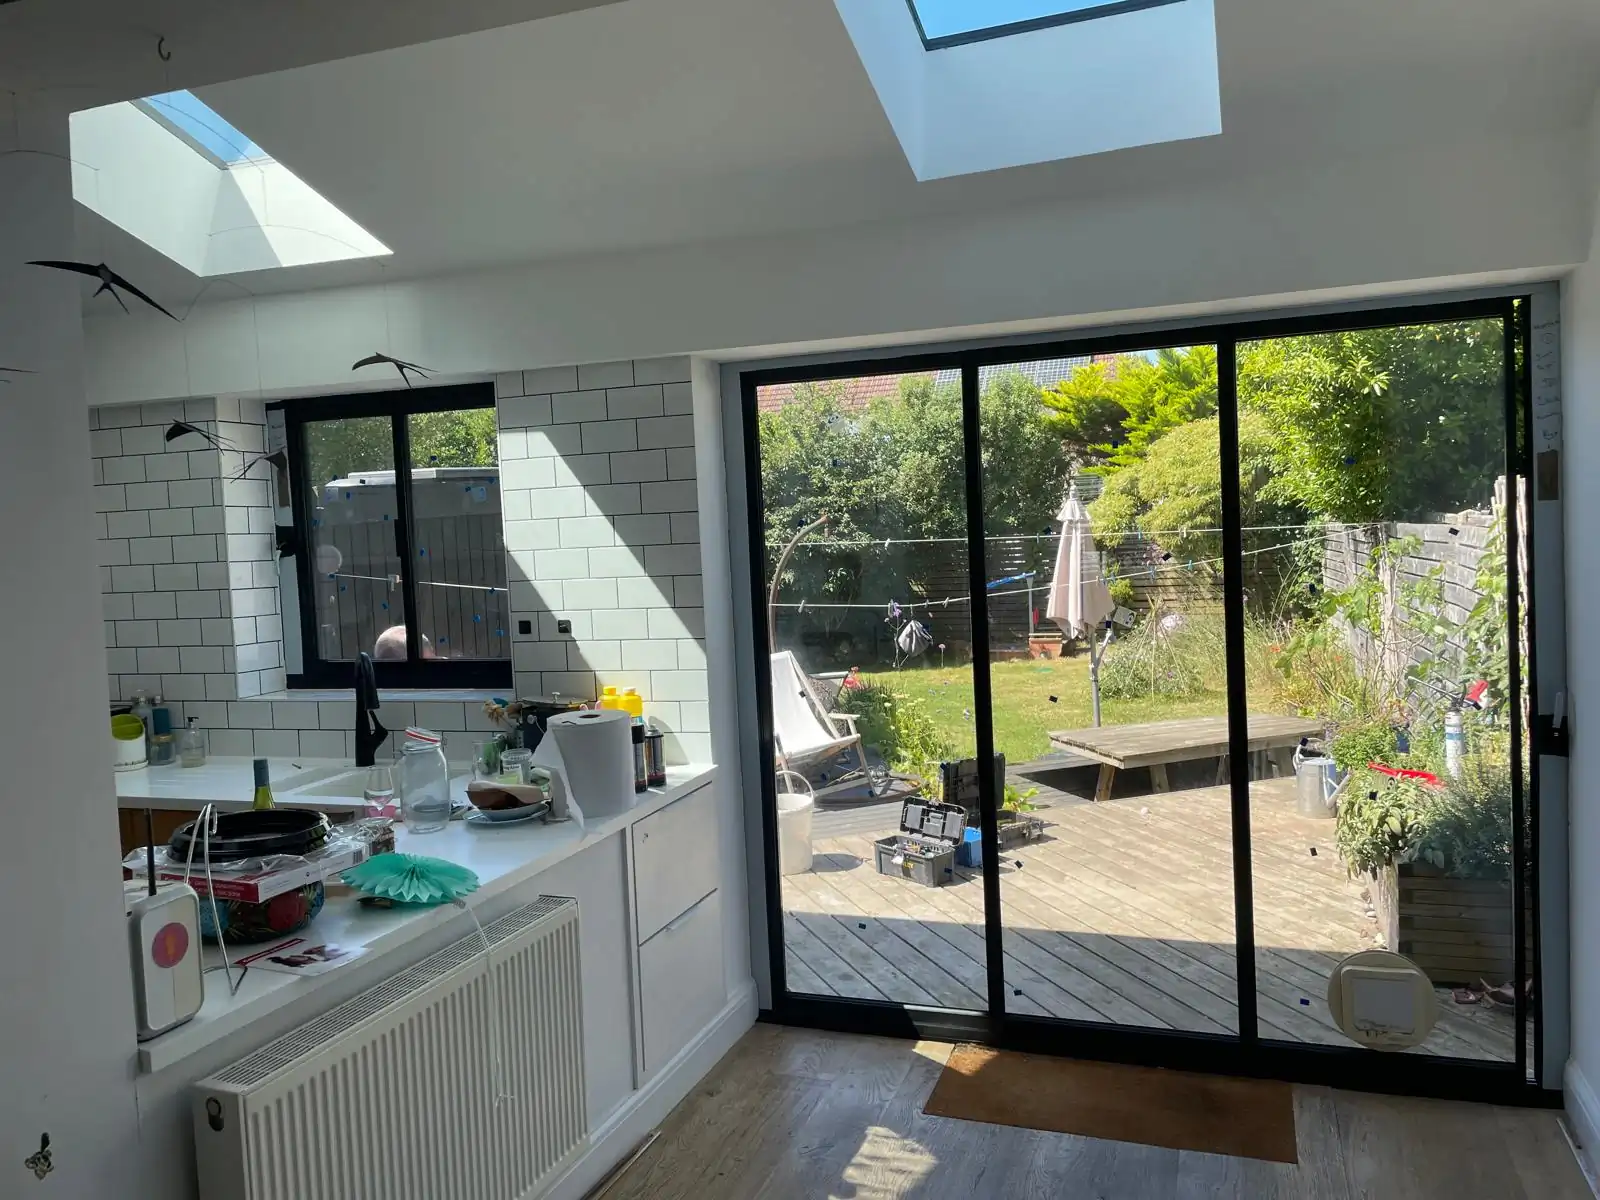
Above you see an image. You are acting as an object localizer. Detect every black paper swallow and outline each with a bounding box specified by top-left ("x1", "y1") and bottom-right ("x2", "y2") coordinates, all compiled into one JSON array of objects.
[
  {"x1": 165, "y1": 420, "x2": 236, "y2": 451},
  {"x1": 27, "y1": 260, "x2": 178, "y2": 320},
  {"x1": 353, "y1": 353, "x2": 430, "y2": 388},
  {"x1": 0, "y1": 366, "x2": 34, "y2": 384},
  {"x1": 230, "y1": 446, "x2": 288, "y2": 483}
]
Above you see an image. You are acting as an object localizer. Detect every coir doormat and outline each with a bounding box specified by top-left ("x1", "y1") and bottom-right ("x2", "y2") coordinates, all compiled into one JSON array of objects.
[{"x1": 923, "y1": 1045, "x2": 1297, "y2": 1163}]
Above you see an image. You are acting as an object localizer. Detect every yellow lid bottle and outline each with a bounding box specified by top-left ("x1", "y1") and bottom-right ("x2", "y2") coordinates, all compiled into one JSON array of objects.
[
  {"x1": 598, "y1": 686, "x2": 622, "y2": 711},
  {"x1": 621, "y1": 688, "x2": 644, "y2": 719}
]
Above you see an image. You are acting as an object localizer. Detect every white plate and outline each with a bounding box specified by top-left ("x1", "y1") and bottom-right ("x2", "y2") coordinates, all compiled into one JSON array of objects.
[{"x1": 465, "y1": 805, "x2": 546, "y2": 827}]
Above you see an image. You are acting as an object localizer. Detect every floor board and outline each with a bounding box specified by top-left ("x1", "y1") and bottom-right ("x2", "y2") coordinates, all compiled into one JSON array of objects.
[{"x1": 599, "y1": 1027, "x2": 1589, "y2": 1200}]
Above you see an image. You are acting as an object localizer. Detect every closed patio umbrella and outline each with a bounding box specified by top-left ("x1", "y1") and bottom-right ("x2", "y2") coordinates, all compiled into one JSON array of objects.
[{"x1": 1046, "y1": 484, "x2": 1115, "y2": 725}]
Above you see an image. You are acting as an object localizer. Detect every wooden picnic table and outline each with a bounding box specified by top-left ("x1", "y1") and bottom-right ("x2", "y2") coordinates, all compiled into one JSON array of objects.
[{"x1": 1049, "y1": 714, "x2": 1325, "y2": 802}]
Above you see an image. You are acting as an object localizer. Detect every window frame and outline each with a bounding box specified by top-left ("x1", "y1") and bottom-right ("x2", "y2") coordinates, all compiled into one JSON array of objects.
[
  {"x1": 904, "y1": 0, "x2": 1185, "y2": 50},
  {"x1": 280, "y1": 383, "x2": 512, "y2": 691}
]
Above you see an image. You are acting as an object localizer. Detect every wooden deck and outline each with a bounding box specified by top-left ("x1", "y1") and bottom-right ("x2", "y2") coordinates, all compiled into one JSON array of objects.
[{"x1": 782, "y1": 778, "x2": 1514, "y2": 1062}]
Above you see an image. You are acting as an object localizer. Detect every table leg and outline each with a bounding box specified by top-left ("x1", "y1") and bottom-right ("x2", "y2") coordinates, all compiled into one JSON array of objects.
[
  {"x1": 1094, "y1": 764, "x2": 1116, "y2": 804},
  {"x1": 1149, "y1": 764, "x2": 1170, "y2": 793}
]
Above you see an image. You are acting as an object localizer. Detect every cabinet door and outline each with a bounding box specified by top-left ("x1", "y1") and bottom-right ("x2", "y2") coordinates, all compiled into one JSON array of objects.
[
  {"x1": 638, "y1": 889, "x2": 724, "y2": 1077},
  {"x1": 631, "y1": 785, "x2": 717, "y2": 943}
]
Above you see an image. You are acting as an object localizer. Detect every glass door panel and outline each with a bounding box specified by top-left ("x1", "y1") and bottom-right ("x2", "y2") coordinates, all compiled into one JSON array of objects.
[
  {"x1": 980, "y1": 348, "x2": 1238, "y2": 1033},
  {"x1": 1238, "y1": 317, "x2": 1520, "y2": 1059},
  {"x1": 757, "y1": 368, "x2": 986, "y2": 1011}
]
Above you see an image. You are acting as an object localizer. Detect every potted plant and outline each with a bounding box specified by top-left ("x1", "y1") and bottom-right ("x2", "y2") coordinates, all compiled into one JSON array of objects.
[{"x1": 1338, "y1": 757, "x2": 1521, "y2": 986}]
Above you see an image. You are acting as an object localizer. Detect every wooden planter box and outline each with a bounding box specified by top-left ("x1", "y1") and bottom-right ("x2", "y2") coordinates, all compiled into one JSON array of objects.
[
  {"x1": 1371, "y1": 863, "x2": 1525, "y2": 987},
  {"x1": 1028, "y1": 634, "x2": 1064, "y2": 660}
]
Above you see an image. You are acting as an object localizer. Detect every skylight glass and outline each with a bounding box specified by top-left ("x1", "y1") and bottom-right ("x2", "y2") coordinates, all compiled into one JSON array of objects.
[
  {"x1": 141, "y1": 90, "x2": 266, "y2": 164},
  {"x1": 907, "y1": 0, "x2": 1173, "y2": 46}
]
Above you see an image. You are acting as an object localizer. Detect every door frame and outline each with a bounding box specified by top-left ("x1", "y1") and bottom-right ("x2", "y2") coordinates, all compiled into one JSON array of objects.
[{"x1": 731, "y1": 286, "x2": 1562, "y2": 1105}]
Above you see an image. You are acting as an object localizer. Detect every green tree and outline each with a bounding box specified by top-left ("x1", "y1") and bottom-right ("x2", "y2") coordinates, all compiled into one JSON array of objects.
[
  {"x1": 1239, "y1": 320, "x2": 1505, "y2": 523},
  {"x1": 758, "y1": 371, "x2": 1069, "y2": 607},
  {"x1": 1041, "y1": 347, "x2": 1218, "y2": 470},
  {"x1": 305, "y1": 409, "x2": 499, "y2": 487},
  {"x1": 1088, "y1": 410, "x2": 1291, "y2": 566}
]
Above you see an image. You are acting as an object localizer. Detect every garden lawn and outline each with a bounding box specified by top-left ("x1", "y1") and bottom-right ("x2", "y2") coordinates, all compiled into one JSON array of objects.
[{"x1": 857, "y1": 655, "x2": 1231, "y2": 766}]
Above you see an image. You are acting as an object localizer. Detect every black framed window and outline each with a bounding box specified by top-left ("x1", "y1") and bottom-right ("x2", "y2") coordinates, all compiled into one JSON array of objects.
[{"x1": 281, "y1": 384, "x2": 512, "y2": 689}]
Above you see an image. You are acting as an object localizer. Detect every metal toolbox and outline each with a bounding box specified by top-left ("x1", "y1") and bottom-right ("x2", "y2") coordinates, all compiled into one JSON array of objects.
[{"x1": 873, "y1": 801, "x2": 966, "y2": 887}]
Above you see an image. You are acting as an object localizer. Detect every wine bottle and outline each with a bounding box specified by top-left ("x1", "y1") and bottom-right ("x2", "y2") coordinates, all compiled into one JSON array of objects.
[{"x1": 252, "y1": 757, "x2": 275, "y2": 810}]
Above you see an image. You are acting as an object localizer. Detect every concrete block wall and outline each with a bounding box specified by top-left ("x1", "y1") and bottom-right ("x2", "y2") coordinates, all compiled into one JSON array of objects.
[
  {"x1": 495, "y1": 356, "x2": 710, "y2": 764},
  {"x1": 93, "y1": 397, "x2": 276, "y2": 705}
]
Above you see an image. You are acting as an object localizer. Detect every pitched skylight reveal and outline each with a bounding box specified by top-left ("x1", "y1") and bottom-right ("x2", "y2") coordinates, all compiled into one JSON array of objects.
[
  {"x1": 70, "y1": 91, "x2": 389, "y2": 277},
  {"x1": 836, "y1": 0, "x2": 1220, "y2": 180},
  {"x1": 140, "y1": 91, "x2": 266, "y2": 164},
  {"x1": 907, "y1": 0, "x2": 1179, "y2": 47}
]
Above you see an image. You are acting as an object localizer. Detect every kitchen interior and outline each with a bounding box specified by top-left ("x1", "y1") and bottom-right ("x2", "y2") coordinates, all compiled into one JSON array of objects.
[{"x1": 97, "y1": 359, "x2": 746, "y2": 1196}]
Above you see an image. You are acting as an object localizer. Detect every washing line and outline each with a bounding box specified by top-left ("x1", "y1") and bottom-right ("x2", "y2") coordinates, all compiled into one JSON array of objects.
[
  {"x1": 768, "y1": 528, "x2": 1349, "y2": 611},
  {"x1": 762, "y1": 521, "x2": 1382, "y2": 550}
]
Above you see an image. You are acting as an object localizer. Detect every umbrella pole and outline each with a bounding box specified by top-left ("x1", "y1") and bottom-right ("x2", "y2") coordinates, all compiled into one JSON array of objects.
[
  {"x1": 1089, "y1": 629, "x2": 1103, "y2": 727},
  {"x1": 1089, "y1": 624, "x2": 1113, "y2": 728}
]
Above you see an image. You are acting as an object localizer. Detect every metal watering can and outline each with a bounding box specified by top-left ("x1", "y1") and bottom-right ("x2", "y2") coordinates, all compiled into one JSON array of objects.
[{"x1": 1292, "y1": 739, "x2": 1342, "y2": 819}]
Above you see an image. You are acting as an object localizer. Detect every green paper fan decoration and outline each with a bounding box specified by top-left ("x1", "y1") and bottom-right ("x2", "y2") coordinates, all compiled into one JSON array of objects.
[{"x1": 342, "y1": 853, "x2": 480, "y2": 906}]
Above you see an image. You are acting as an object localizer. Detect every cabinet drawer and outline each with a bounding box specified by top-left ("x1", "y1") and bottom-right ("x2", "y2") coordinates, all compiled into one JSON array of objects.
[
  {"x1": 639, "y1": 889, "x2": 723, "y2": 1077},
  {"x1": 632, "y1": 784, "x2": 718, "y2": 943}
]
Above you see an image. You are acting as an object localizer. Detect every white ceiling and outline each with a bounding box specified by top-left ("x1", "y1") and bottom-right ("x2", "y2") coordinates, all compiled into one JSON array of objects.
[{"x1": 63, "y1": 0, "x2": 1600, "y2": 312}]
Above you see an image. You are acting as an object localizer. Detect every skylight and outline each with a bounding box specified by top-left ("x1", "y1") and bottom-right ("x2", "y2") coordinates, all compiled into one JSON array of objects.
[
  {"x1": 835, "y1": 0, "x2": 1220, "y2": 179},
  {"x1": 70, "y1": 93, "x2": 390, "y2": 277},
  {"x1": 141, "y1": 90, "x2": 267, "y2": 164},
  {"x1": 907, "y1": 0, "x2": 1181, "y2": 47}
]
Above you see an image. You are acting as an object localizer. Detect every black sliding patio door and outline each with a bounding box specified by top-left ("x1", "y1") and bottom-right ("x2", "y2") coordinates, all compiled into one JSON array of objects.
[{"x1": 745, "y1": 296, "x2": 1538, "y2": 1098}]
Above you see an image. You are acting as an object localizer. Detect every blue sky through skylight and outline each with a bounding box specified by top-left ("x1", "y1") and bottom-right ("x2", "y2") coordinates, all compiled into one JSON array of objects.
[
  {"x1": 909, "y1": 0, "x2": 1127, "y2": 41},
  {"x1": 142, "y1": 91, "x2": 266, "y2": 163}
]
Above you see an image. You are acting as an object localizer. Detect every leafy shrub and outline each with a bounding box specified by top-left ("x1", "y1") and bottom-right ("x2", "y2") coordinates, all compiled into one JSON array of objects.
[
  {"x1": 1327, "y1": 722, "x2": 1399, "y2": 774},
  {"x1": 835, "y1": 680, "x2": 953, "y2": 785},
  {"x1": 1335, "y1": 754, "x2": 1514, "y2": 882},
  {"x1": 1415, "y1": 757, "x2": 1514, "y2": 881},
  {"x1": 1335, "y1": 773, "x2": 1431, "y2": 880}
]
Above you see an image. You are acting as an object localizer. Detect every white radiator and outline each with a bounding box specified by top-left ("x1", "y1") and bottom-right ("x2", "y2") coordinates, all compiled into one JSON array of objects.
[{"x1": 193, "y1": 897, "x2": 587, "y2": 1200}]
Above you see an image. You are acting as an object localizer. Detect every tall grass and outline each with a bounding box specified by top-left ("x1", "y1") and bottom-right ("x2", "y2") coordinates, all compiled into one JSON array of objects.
[{"x1": 1098, "y1": 612, "x2": 1282, "y2": 703}]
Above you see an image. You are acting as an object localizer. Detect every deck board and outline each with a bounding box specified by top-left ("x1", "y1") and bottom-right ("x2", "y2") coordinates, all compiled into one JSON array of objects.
[{"x1": 782, "y1": 777, "x2": 1515, "y2": 1061}]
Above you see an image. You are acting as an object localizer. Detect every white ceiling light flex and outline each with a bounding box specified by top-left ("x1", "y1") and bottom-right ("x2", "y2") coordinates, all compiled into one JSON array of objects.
[
  {"x1": 69, "y1": 90, "x2": 390, "y2": 278},
  {"x1": 834, "y1": 0, "x2": 1221, "y2": 180}
]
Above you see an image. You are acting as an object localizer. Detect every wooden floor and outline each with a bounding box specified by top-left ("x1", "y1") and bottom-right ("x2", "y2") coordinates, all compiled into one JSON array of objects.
[
  {"x1": 600, "y1": 1026, "x2": 1591, "y2": 1200},
  {"x1": 783, "y1": 779, "x2": 1515, "y2": 1061}
]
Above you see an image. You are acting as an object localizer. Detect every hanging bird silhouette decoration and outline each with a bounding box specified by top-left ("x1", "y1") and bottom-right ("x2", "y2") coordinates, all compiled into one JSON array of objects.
[
  {"x1": 0, "y1": 366, "x2": 35, "y2": 384},
  {"x1": 352, "y1": 352, "x2": 430, "y2": 388},
  {"x1": 231, "y1": 446, "x2": 288, "y2": 483},
  {"x1": 27, "y1": 260, "x2": 178, "y2": 320},
  {"x1": 165, "y1": 420, "x2": 236, "y2": 452}
]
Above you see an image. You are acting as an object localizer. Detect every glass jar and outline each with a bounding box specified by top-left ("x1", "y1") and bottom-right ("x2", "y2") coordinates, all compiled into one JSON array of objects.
[
  {"x1": 498, "y1": 747, "x2": 533, "y2": 786},
  {"x1": 398, "y1": 728, "x2": 450, "y2": 834}
]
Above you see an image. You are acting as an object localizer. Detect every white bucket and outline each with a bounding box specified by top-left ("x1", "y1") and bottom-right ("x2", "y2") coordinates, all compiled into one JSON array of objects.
[{"x1": 776, "y1": 770, "x2": 814, "y2": 876}]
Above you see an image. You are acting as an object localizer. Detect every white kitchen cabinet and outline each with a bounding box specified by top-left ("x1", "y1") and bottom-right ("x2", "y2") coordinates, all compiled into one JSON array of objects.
[
  {"x1": 631, "y1": 783, "x2": 718, "y2": 943},
  {"x1": 637, "y1": 888, "x2": 724, "y2": 1077}
]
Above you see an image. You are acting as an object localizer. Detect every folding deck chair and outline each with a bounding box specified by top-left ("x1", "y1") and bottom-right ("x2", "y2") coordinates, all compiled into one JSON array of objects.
[{"x1": 769, "y1": 650, "x2": 869, "y2": 799}]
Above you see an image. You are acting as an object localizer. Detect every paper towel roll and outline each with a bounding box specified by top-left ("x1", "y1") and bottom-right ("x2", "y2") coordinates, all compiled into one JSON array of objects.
[{"x1": 541, "y1": 709, "x2": 635, "y2": 818}]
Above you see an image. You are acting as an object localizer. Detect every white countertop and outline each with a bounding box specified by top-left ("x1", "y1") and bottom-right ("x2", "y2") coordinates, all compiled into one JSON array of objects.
[
  {"x1": 117, "y1": 758, "x2": 365, "y2": 810},
  {"x1": 135, "y1": 762, "x2": 715, "y2": 1075}
]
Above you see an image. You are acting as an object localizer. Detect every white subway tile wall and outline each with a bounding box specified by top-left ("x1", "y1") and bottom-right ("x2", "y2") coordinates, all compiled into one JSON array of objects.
[
  {"x1": 497, "y1": 357, "x2": 708, "y2": 763},
  {"x1": 93, "y1": 398, "x2": 279, "y2": 709},
  {"x1": 93, "y1": 356, "x2": 709, "y2": 766}
]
